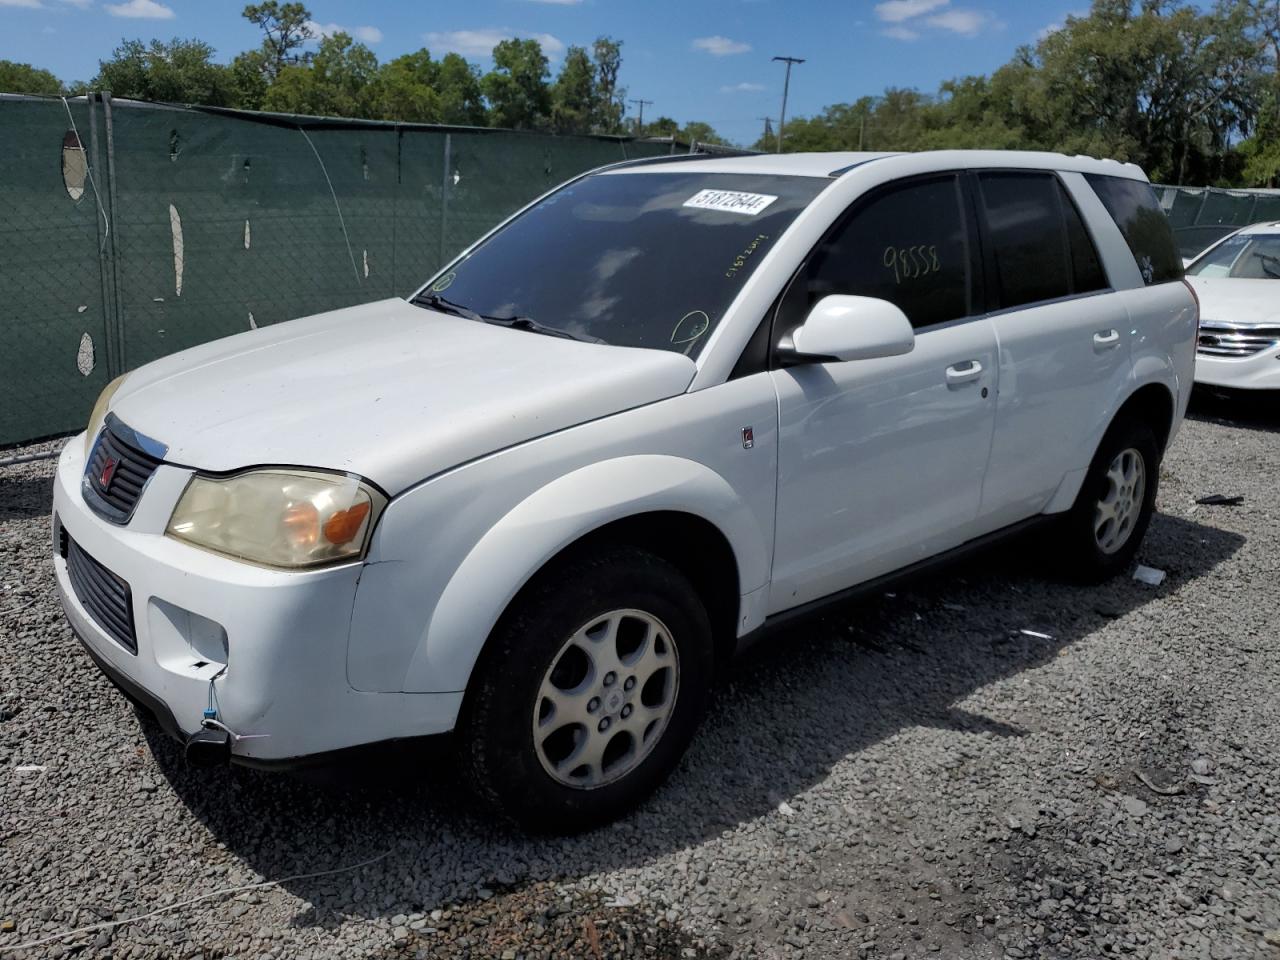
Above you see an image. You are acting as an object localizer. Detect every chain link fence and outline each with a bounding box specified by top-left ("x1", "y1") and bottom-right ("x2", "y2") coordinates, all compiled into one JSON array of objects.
[
  {"x1": 1153, "y1": 183, "x2": 1280, "y2": 260},
  {"x1": 0, "y1": 94, "x2": 692, "y2": 447},
  {"x1": 6, "y1": 93, "x2": 1278, "y2": 448}
]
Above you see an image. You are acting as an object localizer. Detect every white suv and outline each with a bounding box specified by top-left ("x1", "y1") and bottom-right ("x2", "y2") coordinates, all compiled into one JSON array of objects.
[{"x1": 53, "y1": 150, "x2": 1197, "y2": 830}]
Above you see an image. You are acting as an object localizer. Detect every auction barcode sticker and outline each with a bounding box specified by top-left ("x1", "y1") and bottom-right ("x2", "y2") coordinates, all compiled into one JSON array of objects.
[{"x1": 683, "y1": 189, "x2": 778, "y2": 216}]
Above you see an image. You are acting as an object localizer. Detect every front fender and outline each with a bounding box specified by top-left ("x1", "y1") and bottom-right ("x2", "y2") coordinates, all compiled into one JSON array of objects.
[{"x1": 386, "y1": 455, "x2": 769, "y2": 694}]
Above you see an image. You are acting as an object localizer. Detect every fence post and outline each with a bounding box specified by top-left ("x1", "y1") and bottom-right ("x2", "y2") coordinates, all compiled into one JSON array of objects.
[
  {"x1": 101, "y1": 92, "x2": 127, "y2": 372},
  {"x1": 86, "y1": 92, "x2": 120, "y2": 380}
]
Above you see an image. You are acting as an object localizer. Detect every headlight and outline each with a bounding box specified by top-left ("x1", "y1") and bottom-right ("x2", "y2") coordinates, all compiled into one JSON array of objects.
[
  {"x1": 166, "y1": 469, "x2": 387, "y2": 569},
  {"x1": 85, "y1": 374, "x2": 129, "y2": 458}
]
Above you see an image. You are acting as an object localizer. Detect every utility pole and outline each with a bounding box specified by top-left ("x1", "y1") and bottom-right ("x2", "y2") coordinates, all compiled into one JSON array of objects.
[
  {"x1": 629, "y1": 98, "x2": 653, "y2": 135},
  {"x1": 758, "y1": 116, "x2": 774, "y2": 149},
  {"x1": 771, "y1": 55, "x2": 805, "y2": 154}
]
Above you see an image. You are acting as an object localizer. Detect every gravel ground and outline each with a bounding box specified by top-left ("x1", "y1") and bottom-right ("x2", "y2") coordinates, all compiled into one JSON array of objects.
[{"x1": 1, "y1": 392, "x2": 1278, "y2": 960}]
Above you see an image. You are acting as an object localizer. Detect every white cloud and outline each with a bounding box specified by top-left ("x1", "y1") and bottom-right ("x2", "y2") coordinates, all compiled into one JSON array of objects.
[
  {"x1": 883, "y1": 25, "x2": 921, "y2": 40},
  {"x1": 721, "y1": 81, "x2": 766, "y2": 93},
  {"x1": 1036, "y1": 21, "x2": 1062, "y2": 41},
  {"x1": 424, "y1": 28, "x2": 565, "y2": 60},
  {"x1": 874, "y1": 0, "x2": 948, "y2": 23},
  {"x1": 308, "y1": 20, "x2": 384, "y2": 44},
  {"x1": 691, "y1": 35, "x2": 752, "y2": 56},
  {"x1": 0, "y1": 0, "x2": 44, "y2": 8},
  {"x1": 104, "y1": 0, "x2": 173, "y2": 18},
  {"x1": 59, "y1": 0, "x2": 93, "y2": 7},
  {"x1": 925, "y1": 8, "x2": 990, "y2": 35}
]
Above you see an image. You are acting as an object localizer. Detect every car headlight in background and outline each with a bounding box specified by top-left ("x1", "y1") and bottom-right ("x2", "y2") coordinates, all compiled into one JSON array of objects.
[
  {"x1": 166, "y1": 469, "x2": 387, "y2": 569},
  {"x1": 84, "y1": 374, "x2": 129, "y2": 458}
]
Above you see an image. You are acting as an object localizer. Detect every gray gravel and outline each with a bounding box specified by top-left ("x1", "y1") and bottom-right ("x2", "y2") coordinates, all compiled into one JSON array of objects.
[{"x1": 2, "y1": 393, "x2": 1279, "y2": 960}]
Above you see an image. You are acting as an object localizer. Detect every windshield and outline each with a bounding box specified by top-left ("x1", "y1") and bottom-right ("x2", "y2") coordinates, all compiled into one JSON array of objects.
[
  {"x1": 411, "y1": 170, "x2": 829, "y2": 355},
  {"x1": 1188, "y1": 233, "x2": 1280, "y2": 280}
]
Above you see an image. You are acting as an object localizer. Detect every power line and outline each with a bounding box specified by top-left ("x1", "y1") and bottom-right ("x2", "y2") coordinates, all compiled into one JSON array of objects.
[{"x1": 771, "y1": 56, "x2": 805, "y2": 154}]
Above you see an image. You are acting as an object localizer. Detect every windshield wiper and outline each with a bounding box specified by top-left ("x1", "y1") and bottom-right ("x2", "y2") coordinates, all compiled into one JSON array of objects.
[
  {"x1": 479, "y1": 315, "x2": 606, "y2": 344},
  {"x1": 412, "y1": 291, "x2": 604, "y2": 343},
  {"x1": 410, "y1": 291, "x2": 482, "y2": 321}
]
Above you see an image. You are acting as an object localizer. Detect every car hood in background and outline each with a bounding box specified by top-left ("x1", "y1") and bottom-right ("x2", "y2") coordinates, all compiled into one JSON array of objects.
[
  {"x1": 1186, "y1": 278, "x2": 1280, "y2": 325},
  {"x1": 110, "y1": 298, "x2": 697, "y2": 494}
]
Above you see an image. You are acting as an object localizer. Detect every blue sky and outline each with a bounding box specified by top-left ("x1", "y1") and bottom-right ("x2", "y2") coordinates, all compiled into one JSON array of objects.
[{"x1": 2, "y1": 0, "x2": 1090, "y2": 145}]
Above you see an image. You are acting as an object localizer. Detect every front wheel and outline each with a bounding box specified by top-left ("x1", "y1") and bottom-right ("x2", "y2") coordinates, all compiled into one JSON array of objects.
[
  {"x1": 458, "y1": 546, "x2": 713, "y2": 832},
  {"x1": 1054, "y1": 415, "x2": 1160, "y2": 582}
]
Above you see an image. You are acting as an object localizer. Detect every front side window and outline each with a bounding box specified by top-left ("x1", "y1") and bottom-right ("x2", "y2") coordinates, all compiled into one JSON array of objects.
[
  {"x1": 1085, "y1": 174, "x2": 1183, "y2": 286},
  {"x1": 411, "y1": 171, "x2": 829, "y2": 356},
  {"x1": 1187, "y1": 233, "x2": 1280, "y2": 280},
  {"x1": 978, "y1": 172, "x2": 1109, "y2": 309},
  {"x1": 805, "y1": 175, "x2": 972, "y2": 329}
]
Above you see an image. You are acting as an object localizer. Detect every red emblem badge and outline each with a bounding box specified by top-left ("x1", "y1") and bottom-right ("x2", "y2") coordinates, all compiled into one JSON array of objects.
[{"x1": 100, "y1": 456, "x2": 117, "y2": 489}]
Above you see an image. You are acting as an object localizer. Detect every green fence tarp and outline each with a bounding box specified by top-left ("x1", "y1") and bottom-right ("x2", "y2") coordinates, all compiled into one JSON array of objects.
[{"x1": 0, "y1": 95, "x2": 675, "y2": 446}]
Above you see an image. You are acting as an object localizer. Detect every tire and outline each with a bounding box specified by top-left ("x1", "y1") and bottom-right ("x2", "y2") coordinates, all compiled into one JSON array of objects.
[
  {"x1": 457, "y1": 545, "x2": 714, "y2": 833},
  {"x1": 1054, "y1": 414, "x2": 1160, "y2": 583}
]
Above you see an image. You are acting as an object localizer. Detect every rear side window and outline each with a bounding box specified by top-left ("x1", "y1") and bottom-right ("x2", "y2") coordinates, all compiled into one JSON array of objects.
[
  {"x1": 806, "y1": 175, "x2": 972, "y2": 329},
  {"x1": 1085, "y1": 174, "x2": 1183, "y2": 285},
  {"x1": 977, "y1": 172, "x2": 1108, "y2": 309}
]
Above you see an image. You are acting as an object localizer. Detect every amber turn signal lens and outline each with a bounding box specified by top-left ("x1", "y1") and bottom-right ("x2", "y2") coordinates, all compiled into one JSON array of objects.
[{"x1": 323, "y1": 501, "x2": 371, "y2": 545}]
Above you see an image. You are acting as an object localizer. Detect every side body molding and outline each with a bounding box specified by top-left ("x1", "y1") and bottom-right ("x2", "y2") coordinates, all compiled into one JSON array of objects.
[{"x1": 354, "y1": 455, "x2": 771, "y2": 695}]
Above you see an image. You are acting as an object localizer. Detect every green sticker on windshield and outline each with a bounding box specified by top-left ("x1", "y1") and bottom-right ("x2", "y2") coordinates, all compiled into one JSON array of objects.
[
  {"x1": 431, "y1": 271, "x2": 456, "y2": 293},
  {"x1": 671, "y1": 310, "x2": 711, "y2": 345}
]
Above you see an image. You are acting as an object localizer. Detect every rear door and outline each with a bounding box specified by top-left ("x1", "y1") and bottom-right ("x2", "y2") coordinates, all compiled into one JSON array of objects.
[
  {"x1": 973, "y1": 171, "x2": 1131, "y2": 530},
  {"x1": 768, "y1": 174, "x2": 999, "y2": 612}
]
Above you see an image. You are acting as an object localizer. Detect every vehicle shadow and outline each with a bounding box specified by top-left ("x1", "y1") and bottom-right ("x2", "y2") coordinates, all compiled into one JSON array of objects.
[
  {"x1": 140, "y1": 510, "x2": 1243, "y2": 930},
  {"x1": 1186, "y1": 385, "x2": 1280, "y2": 434}
]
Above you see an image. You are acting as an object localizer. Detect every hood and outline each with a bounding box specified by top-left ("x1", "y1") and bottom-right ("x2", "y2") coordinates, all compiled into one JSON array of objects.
[
  {"x1": 110, "y1": 298, "x2": 696, "y2": 494},
  {"x1": 1186, "y1": 277, "x2": 1280, "y2": 326}
]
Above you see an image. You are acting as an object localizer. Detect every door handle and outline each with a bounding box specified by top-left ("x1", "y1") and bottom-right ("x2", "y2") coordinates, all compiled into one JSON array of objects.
[
  {"x1": 1093, "y1": 329, "x2": 1121, "y2": 349},
  {"x1": 945, "y1": 360, "x2": 983, "y2": 385}
]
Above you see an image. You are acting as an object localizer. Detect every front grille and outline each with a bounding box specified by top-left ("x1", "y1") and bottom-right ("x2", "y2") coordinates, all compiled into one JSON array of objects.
[
  {"x1": 83, "y1": 420, "x2": 164, "y2": 523},
  {"x1": 1197, "y1": 320, "x2": 1280, "y2": 358},
  {"x1": 64, "y1": 531, "x2": 137, "y2": 654}
]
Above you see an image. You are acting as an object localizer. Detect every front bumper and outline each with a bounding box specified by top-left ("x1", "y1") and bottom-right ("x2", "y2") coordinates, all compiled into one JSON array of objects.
[
  {"x1": 1194, "y1": 348, "x2": 1280, "y2": 390},
  {"x1": 53, "y1": 436, "x2": 463, "y2": 762}
]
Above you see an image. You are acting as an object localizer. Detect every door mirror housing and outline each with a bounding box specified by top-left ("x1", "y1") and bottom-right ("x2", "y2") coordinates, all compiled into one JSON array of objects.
[{"x1": 779, "y1": 295, "x2": 916, "y2": 365}]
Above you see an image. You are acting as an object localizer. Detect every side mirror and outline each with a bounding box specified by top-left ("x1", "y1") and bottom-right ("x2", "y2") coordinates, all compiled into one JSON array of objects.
[{"x1": 778, "y1": 295, "x2": 916, "y2": 365}]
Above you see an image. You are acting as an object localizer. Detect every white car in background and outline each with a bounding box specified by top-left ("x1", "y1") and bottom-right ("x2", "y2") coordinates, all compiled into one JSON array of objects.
[
  {"x1": 54, "y1": 150, "x2": 1196, "y2": 831},
  {"x1": 1186, "y1": 222, "x2": 1280, "y2": 391}
]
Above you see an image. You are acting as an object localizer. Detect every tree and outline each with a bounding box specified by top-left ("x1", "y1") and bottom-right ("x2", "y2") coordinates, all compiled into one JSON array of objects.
[
  {"x1": 591, "y1": 37, "x2": 625, "y2": 133},
  {"x1": 91, "y1": 38, "x2": 236, "y2": 105},
  {"x1": 373, "y1": 49, "x2": 443, "y2": 122},
  {"x1": 0, "y1": 60, "x2": 63, "y2": 96},
  {"x1": 242, "y1": 2, "x2": 313, "y2": 81},
  {"x1": 551, "y1": 45, "x2": 595, "y2": 133},
  {"x1": 262, "y1": 32, "x2": 378, "y2": 117},
  {"x1": 435, "y1": 53, "x2": 486, "y2": 125},
  {"x1": 482, "y1": 38, "x2": 551, "y2": 130}
]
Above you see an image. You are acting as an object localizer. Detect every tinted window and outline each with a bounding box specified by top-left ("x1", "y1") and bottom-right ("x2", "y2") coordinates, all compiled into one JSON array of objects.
[
  {"x1": 412, "y1": 171, "x2": 829, "y2": 356},
  {"x1": 806, "y1": 175, "x2": 971, "y2": 329},
  {"x1": 1062, "y1": 186, "x2": 1109, "y2": 293},
  {"x1": 1085, "y1": 174, "x2": 1183, "y2": 285},
  {"x1": 979, "y1": 173, "x2": 1073, "y2": 307},
  {"x1": 977, "y1": 172, "x2": 1108, "y2": 309}
]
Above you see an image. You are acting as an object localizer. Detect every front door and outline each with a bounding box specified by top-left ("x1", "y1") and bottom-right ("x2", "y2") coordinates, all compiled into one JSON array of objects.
[{"x1": 768, "y1": 174, "x2": 998, "y2": 613}]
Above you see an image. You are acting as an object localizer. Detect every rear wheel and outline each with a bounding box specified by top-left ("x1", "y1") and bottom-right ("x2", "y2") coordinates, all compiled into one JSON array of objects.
[
  {"x1": 458, "y1": 546, "x2": 713, "y2": 832},
  {"x1": 1055, "y1": 415, "x2": 1160, "y2": 582}
]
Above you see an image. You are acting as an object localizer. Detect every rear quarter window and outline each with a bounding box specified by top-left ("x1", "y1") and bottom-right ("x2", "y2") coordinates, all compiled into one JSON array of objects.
[{"x1": 1085, "y1": 174, "x2": 1183, "y2": 285}]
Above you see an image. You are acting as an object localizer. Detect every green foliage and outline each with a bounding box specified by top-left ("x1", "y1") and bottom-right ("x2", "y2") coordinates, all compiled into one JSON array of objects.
[
  {"x1": 91, "y1": 38, "x2": 237, "y2": 106},
  {"x1": 262, "y1": 32, "x2": 377, "y2": 118},
  {"x1": 0, "y1": 60, "x2": 64, "y2": 96},
  {"x1": 242, "y1": 1, "x2": 314, "y2": 80},
  {"x1": 482, "y1": 39, "x2": 552, "y2": 130},
  {"x1": 756, "y1": 0, "x2": 1280, "y2": 186},
  {"x1": 591, "y1": 37, "x2": 625, "y2": 133},
  {"x1": 551, "y1": 46, "x2": 595, "y2": 133}
]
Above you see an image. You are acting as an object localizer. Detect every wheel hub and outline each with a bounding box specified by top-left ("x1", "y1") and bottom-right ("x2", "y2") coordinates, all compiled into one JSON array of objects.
[
  {"x1": 1093, "y1": 447, "x2": 1146, "y2": 555},
  {"x1": 533, "y1": 608, "x2": 679, "y2": 790}
]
